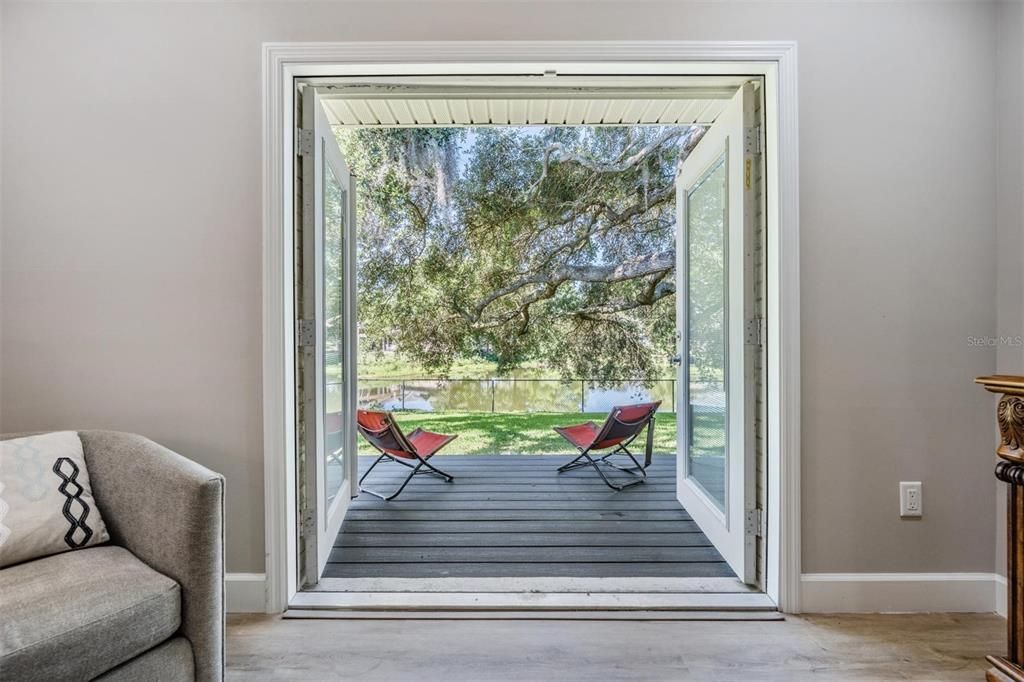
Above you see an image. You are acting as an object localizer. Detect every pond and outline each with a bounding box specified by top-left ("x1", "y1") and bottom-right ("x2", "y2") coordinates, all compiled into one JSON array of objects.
[{"x1": 353, "y1": 378, "x2": 676, "y2": 414}]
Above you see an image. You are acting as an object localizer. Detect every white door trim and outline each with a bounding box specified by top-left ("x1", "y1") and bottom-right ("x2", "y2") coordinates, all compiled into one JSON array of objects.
[{"x1": 262, "y1": 40, "x2": 801, "y2": 614}]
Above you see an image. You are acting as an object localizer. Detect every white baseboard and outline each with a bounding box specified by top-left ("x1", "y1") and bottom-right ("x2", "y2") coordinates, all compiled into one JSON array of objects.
[
  {"x1": 801, "y1": 572, "x2": 1007, "y2": 614},
  {"x1": 226, "y1": 573, "x2": 267, "y2": 613},
  {"x1": 995, "y1": 573, "x2": 1008, "y2": 618}
]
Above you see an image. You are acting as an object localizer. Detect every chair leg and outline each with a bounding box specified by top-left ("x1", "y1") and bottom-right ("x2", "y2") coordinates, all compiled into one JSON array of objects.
[
  {"x1": 359, "y1": 453, "x2": 454, "y2": 501},
  {"x1": 557, "y1": 448, "x2": 644, "y2": 491},
  {"x1": 360, "y1": 459, "x2": 424, "y2": 501},
  {"x1": 557, "y1": 452, "x2": 590, "y2": 473},
  {"x1": 599, "y1": 447, "x2": 648, "y2": 479},
  {"x1": 359, "y1": 453, "x2": 388, "y2": 487},
  {"x1": 417, "y1": 458, "x2": 455, "y2": 482}
]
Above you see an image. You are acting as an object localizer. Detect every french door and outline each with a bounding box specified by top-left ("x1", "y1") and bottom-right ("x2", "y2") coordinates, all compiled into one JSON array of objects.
[
  {"x1": 299, "y1": 86, "x2": 358, "y2": 584},
  {"x1": 675, "y1": 84, "x2": 760, "y2": 585}
]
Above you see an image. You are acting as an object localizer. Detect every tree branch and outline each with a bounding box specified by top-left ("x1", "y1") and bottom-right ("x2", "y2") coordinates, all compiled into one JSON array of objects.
[
  {"x1": 526, "y1": 127, "x2": 690, "y2": 197},
  {"x1": 467, "y1": 248, "x2": 675, "y2": 321},
  {"x1": 528, "y1": 185, "x2": 676, "y2": 273},
  {"x1": 570, "y1": 276, "x2": 675, "y2": 317}
]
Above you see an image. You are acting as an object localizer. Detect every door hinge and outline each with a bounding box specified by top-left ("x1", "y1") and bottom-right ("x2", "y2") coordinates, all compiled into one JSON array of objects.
[
  {"x1": 744, "y1": 125, "x2": 762, "y2": 155},
  {"x1": 296, "y1": 319, "x2": 316, "y2": 347},
  {"x1": 296, "y1": 127, "x2": 315, "y2": 157},
  {"x1": 745, "y1": 508, "x2": 764, "y2": 538},
  {"x1": 744, "y1": 316, "x2": 764, "y2": 346}
]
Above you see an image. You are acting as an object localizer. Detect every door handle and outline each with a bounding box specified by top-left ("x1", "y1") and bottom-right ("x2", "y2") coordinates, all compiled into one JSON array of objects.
[{"x1": 669, "y1": 354, "x2": 682, "y2": 367}]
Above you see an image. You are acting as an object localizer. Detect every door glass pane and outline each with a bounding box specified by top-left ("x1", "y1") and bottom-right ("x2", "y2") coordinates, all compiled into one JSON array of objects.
[
  {"x1": 323, "y1": 159, "x2": 347, "y2": 508},
  {"x1": 686, "y1": 154, "x2": 728, "y2": 511}
]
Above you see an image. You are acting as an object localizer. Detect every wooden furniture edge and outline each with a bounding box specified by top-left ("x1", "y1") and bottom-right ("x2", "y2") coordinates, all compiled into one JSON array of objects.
[
  {"x1": 981, "y1": 375, "x2": 1024, "y2": 682},
  {"x1": 977, "y1": 376, "x2": 1024, "y2": 396}
]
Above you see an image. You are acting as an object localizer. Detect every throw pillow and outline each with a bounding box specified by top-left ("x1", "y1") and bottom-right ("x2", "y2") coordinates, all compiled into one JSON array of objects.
[{"x1": 0, "y1": 431, "x2": 110, "y2": 567}]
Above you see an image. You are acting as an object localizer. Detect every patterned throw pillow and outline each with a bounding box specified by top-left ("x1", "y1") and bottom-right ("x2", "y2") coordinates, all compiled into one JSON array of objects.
[{"x1": 0, "y1": 431, "x2": 110, "y2": 568}]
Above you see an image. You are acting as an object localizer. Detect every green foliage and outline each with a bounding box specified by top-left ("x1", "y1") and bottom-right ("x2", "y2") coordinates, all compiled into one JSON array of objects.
[
  {"x1": 685, "y1": 157, "x2": 728, "y2": 384},
  {"x1": 339, "y1": 124, "x2": 703, "y2": 382}
]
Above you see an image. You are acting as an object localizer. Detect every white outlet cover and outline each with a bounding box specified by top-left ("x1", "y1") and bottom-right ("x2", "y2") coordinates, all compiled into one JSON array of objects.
[{"x1": 900, "y1": 481, "x2": 922, "y2": 517}]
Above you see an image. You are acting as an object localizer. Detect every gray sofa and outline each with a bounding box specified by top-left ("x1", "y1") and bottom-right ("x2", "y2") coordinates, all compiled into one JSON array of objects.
[{"x1": 0, "y1": 431, "x2": 224, "y2": 681}]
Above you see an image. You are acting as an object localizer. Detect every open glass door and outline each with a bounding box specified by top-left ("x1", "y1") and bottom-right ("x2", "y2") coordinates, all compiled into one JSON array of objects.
[
  {"x1": 675, "y1": 84, "x2": 758, "y2": 584},
  {"x1": 299, "y1": 86, "x2": 358, "y2": 583}
]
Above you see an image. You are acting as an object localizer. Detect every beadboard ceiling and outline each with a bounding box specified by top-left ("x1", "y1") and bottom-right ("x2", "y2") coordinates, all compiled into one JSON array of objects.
[{"x1": 314, "y1": 76, "x2": 746, "y2": 127}]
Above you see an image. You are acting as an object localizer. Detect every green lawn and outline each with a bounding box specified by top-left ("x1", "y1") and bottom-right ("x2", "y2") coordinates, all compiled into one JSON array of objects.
[{"x1": 357, "y1": 411, "x2": 681, "y2": 456}]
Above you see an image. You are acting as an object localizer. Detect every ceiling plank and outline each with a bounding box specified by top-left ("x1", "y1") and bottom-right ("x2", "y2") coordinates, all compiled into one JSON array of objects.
[
  {"x1": 449, "y1": 99, "x2": 472, "y2": 125},
  {"x1": 388, "y1": 99, "x2": 415, "y2": 125}
]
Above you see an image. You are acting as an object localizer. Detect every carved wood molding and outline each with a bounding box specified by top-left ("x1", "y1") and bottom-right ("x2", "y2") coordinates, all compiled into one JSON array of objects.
[
  {"x1": 978, "y1": 376, "x2": 1024, "y2": 463},
  {"x1": 979, "y1": 375, "x2": 1024, "y2": 682},
  {"x1": 998, "y1": 396, "x2": 1024, "y2": 462}
]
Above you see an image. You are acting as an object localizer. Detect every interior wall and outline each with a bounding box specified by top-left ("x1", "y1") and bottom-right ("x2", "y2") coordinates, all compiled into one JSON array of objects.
[
  {"x1": 994, "y1": 0, "x2": 1024, "y2": 578},
  {"x1": 0, "y1": 1, "x2": 1002, "y2": 575}
]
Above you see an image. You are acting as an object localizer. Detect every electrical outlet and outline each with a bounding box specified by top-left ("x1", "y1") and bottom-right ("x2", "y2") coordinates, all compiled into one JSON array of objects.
[{"x1": 900, "y1": 481, "x2": 922, "y2": 517}]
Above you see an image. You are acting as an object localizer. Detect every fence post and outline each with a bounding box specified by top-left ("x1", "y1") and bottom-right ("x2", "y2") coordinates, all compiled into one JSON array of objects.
[
  {"x1": 401, "y1": 381, "x2": 405, "y2": 410},
  {"x1": 491, "y1": 379, "x2": 496, "y2": 413},
  {"x1": 580, "y1": 380, "x2": 585, "y2": 413},
  {"x1": 672, "y1": 379, "x2": 676, "y2": 412}
]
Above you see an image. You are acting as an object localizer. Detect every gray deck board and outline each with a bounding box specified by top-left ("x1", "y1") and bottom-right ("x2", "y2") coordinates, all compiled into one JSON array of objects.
[
  {"x1": 339, "y1": 520, "x2": 703, "y2": 533},
  {"x1": 362, "y1": 471, "x2": 674, "y2": 477},
  {"x1": 357, "y1": 483, "x2": 681, "y2": 493},
  {"x1": 344, "y1": 509, "x2": 693, "y2": 522},
  {"x1": 359, "y1": 477, "x2": 675, "y2": 486},
  {"x1": 350, "y1": 499, "x2": 687, "y2": 511},
  {"x1": 323, "y1": 454, "x2": 733, "y2": 580},
  {"x1": 325, "y1": 562, "x2": 735, "y2": 578},
  {"x1": 329, "y1": 546, "x2": 723, "y2": 563},
  {"x1": 367, "y1": 491, "x2": 681, "y2": 502},
  {"x1": 335, "y1": 532, "x2": 709, "y2": 547}
]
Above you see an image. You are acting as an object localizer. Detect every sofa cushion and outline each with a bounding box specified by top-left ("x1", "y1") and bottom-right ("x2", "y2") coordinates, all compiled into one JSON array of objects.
[
  {"x1": 95, "y1": 637, "x2": 195, "y2": 682},
  {"x1": 0, "y1": 545, "x2": 181, "y2": 681}
]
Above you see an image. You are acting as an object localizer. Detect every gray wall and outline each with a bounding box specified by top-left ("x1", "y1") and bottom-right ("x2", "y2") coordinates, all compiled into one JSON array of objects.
[
  {"x1": 996, "y1": 0, "x2": 1024, "y2": 379},
  {"x1": 0, "y1": 1, "x2": 1008, "y2": 575},
  {"x1": 994, "y1": 0, "x2": 1024, "y2": 578}
]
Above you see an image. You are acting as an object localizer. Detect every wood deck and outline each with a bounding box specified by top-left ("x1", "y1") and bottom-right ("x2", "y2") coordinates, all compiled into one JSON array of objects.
[{"x1": 324, "y1": 454, "x2": 733, "y2": 579}]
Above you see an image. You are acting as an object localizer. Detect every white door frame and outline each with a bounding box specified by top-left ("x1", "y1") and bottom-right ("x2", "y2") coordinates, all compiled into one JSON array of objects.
[{"x1": 261, "y1": 41, "x2": 801, "y2": 613}]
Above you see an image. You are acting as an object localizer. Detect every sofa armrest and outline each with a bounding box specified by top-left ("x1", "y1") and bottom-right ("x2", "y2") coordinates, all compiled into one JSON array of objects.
[{"x1": 79, "y1": 430, "x2": 224, "y2": 682}]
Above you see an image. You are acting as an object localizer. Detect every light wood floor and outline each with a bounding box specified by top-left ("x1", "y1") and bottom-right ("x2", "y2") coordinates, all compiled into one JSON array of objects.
[{"x1": 227, "y1": 612, "x2": 1005, "y2": 680}]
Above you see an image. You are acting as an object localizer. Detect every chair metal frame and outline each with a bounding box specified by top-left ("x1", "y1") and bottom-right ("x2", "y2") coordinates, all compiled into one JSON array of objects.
[
  {"x1": 554, "y1": 402, "x2": 661, "y2": 491},
  {"x1": 356, "y1": 410, "x2": 457, "y2": 501}
]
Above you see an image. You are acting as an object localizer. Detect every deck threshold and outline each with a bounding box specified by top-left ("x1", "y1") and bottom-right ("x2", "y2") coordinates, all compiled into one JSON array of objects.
[
  {"x1": 283, "y1": 608, "x2": 783, "y2": 621},
  {"x1": 311, "y1": 576, "x2": 754, "y2": 593},
  {"x1": 287, "y1": 590, "x2": 777, "y2": 613}
]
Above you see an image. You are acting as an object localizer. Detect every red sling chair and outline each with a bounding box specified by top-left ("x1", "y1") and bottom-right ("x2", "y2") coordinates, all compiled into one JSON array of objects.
[
  {"x1": 356, "y1": 410, "x2": 458, "y2": 501},
  {"x1": 553, "y1": 401, "x2": 661, "y2": 491}
]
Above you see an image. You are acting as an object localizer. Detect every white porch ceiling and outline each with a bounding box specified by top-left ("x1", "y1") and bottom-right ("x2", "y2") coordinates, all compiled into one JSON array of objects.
[{"x1": 316, "y1": 78, "x2": 744, "y2": 127}]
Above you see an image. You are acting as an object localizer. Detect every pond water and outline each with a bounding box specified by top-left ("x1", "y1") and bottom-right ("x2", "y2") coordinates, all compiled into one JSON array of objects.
[{"x1": 354, "y1": 378, "x2": 678, "y2": 414}]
